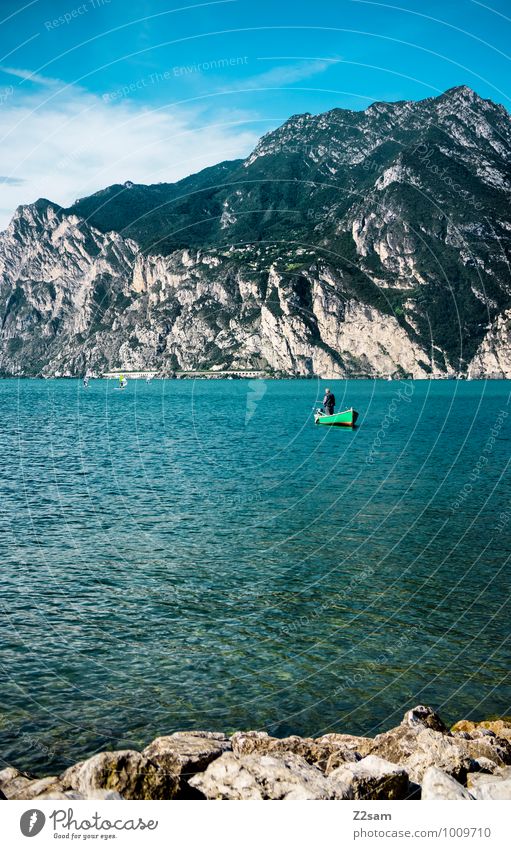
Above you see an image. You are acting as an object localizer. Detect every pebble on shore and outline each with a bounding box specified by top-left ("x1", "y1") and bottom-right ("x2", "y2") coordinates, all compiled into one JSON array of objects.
[{"x1": 1, "y1": 706, "x2": 511, "y2": 801}]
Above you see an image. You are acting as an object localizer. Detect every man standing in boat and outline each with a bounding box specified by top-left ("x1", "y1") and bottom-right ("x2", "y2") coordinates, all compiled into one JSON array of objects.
[{"x1": 322, "y1": 387, "x2": 335, "y2": 416}]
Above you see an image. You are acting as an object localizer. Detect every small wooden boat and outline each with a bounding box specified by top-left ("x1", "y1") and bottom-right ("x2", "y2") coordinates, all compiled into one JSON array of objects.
[{"x1": 314, "y1": 407, "x2": 358, "y2": 427}]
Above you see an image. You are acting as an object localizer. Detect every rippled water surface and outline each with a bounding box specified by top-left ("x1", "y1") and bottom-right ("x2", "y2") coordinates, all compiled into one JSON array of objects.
[{"x1": 1, "y1": 378, "x2": 510, "y2": 773}]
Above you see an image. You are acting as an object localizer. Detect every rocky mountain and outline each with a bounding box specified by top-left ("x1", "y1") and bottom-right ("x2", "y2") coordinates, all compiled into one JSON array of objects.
[{"x1": 1, "y1": 85, "x2": 510, "y2": 378}]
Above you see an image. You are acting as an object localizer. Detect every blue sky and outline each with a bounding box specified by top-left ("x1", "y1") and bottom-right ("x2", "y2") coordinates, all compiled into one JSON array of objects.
[{"x1": 0, "y1": 0, "x2": 510, "y2": 226}]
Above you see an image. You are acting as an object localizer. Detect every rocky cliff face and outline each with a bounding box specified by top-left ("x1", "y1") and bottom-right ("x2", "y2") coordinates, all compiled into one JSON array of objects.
[{"x1": 1, "y1": 86, "x2": 510, "y2": 377}]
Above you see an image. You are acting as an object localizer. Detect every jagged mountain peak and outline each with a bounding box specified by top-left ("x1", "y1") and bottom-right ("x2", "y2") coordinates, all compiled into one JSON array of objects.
[
  {"x1": 5, "y1": 198, "x2": 63, "y2": 237},
  {"x1": 441, "y1": 84, "x2": 482, "y2": 103},
  {"x1": 13, "y1": 197, "x2": 60, "y2": 219}
]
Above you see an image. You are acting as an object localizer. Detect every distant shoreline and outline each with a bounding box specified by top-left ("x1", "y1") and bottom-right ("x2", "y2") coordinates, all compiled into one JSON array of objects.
[{"x1": 0, "y1": 374, "x2": 508, "y2": 381}]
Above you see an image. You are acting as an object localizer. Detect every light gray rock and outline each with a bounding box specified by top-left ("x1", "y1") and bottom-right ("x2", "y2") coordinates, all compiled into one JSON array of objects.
[
  {"x1": 467, "y1": 765, "x2": 511, "y2": 794},
  {"x1": 402, "y1": 705, "x2": 447, "y2": 733},
  {"x1": 60, "y1": 749, "x2": 178, "y2": 800},
  {"x1": 463, "y1": 757, "x2": 505, "y2": 797},
  {"x1": 467, "y1": 756, "x2": 502, "y2": 776},
  {"x1": 323, "y1": 748, "x2": 361, "y2": 775},
  {"x1": 367, "y1": 726, "x2": 471, "y2": 783},
  {"x1": 329, "y1": 754, "x2": 409, "y2": 800},
  {"x1": 229, "y1": 731, "x2": 270, "y2": 754},
  {"x1": 494, "y1": 766, "x2": 511, "y2": 780},
  {"x1": 472, "y1": 779, "x2": 511, "y2": 800},
  {"x1": 230, "y1": 731, "x2": 359, "y2": 773},
  {"x1": 14, "y1": 776, "x2": 63, "y2": 800},
  {"x1": 464, "y1": 736, "x2": 511, "y2": 768},
  {"x1": 467, "y1": 772, "x2": 501, "y2": 792},
  {"x1": 316, "y1": 732, "x2": 374, "y2": 756},
  {"x1": 421, "y1": 767, "x2": 473, "y2": 800},
  {"x1": 189, "y1": 751, "x2": 338, "y2": 800},
  {"x1": 0, "y1": 768, "x2": 83, "y2": 801},
  {"x1": 0, "y1": 767, "x2": 34, "y2": 799},
  {"x1": 142, "y1": 733, "x2": 229, "y2": 792}
]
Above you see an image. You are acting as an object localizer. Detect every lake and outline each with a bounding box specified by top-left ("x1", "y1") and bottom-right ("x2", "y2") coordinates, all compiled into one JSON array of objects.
[{"x1": 1, "y1": 378, "x2": 510, "y2": 774}]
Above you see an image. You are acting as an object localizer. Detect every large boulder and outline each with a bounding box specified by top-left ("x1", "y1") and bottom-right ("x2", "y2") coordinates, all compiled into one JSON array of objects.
[
  {"x1": 421, "y1": 767, "x2": 473, "y2": 800},
  {"x1": 14, "y1": 776, "x2": 64, "y2": 800},
  {"x1": 230, "y1": 731, "x2": 360, "y2": 773},
  {"x1": 445, "y1": 732, "x2": 511, "y2": 773},
  {"x1": 60, "y1": 750, "x2": 178, "y2": 800},
  {"x1": 189, "y1": 751, "x2": 338, "y2": 799},
  {"x1": 316, "y1": 732, "x2": 374, "y2": 757},
  {"x1": 143, "y1": 733, "x2": 229, "y2": 795},
  {"x1": 0, "y1": 767, "x2": 89, "y2": 801},
  {"x1": 468, "y1": 772, "x2": 501, "y2": 792},
  {"x1": 471, "y1": 779, "x2": 511, "y2": 800},
  {"x1": 0, "y1": 765, "x2": 125, "y2": 800},
  {"x1": 323, "y1": 749, "x2": 362, "y2": 775},
  {"x1": 0, "y1": 767, "x2": 35, "y2": 799},
  {"x1": 229, "y1": 730, "x2": 269, "y2": 754},
  {"x1": 466, "y1": 756, "x2": 501, "y2": 776},
  {"x1": 368, "y1": 725, "x2": 472, "y2": 783},
  {"x1": 468, "y1": 766, "x2": 511, "y2": 799},
  {"x1": 329, "y1": 755, "x2": 410, "y2": 800},
  {"x1": 403, "y1": 705, "x2": 448, "y2": 733}
]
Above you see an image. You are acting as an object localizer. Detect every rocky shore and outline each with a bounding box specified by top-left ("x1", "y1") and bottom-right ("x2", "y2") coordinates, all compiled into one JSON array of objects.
[{"x1": 2, "y1": 707, "x2": 511, "y2": 801}]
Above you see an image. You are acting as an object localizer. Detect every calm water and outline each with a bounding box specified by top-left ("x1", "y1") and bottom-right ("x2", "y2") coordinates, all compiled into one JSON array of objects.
[{"x1": 1, "y1": 378, "x2": 510, "y2": 774}]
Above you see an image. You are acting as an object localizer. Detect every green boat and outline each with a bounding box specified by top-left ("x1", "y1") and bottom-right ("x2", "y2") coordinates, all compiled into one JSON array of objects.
[{"x1": 314, "y1": 407, "x2": 359, "y2": 427}]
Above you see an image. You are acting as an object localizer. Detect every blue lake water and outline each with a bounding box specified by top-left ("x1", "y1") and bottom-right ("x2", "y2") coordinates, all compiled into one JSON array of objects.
[{"x1": 1, "y1": 378, "x2": 510, "y2": 774}]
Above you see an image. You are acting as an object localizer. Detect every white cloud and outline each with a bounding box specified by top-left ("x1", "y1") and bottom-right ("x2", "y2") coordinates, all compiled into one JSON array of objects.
[
  {"x1": 0, "y1": 65, "x2": 62, "y2": 87},
  {"x1": 0, "y1": 81, "x2": 261, "y2": 229},
  {"x1": 241, "y1": 59, "x2": 339, "y2": 90}
]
